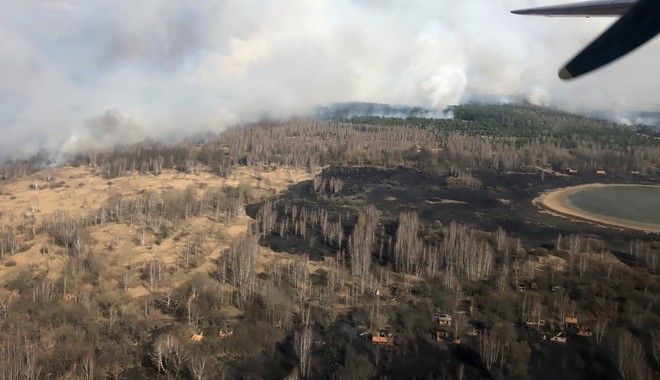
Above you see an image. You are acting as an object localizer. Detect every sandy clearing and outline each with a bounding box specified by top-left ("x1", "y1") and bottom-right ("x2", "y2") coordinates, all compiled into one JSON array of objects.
[
  {"x1": 533, "y1": 183, "x2": 660, "y2": 233},
  {"x1": 535, "y1": 254, "x2": 568, "y2": 272},
  {"x1": 425, "y1": 199, "x2": 468, "y2": 205}
]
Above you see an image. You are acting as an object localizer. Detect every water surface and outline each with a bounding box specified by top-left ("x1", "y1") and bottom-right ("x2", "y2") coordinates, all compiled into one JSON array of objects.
[{"x1": 567, "y1": 186, "x2": 660, "y2": 227}]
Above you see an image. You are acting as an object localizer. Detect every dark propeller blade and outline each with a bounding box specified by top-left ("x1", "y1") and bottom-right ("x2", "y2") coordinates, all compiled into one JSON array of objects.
[
  {"x1": 512, "y1": 0, "x2": 633, "y2": 17},
  {"x1": 560, "y1": 0, "x2": 660, "y2": 80}
]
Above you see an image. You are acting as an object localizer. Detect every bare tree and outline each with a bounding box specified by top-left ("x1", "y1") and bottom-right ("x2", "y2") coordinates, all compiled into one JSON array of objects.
[
  {"x1": 29, "y1": 196, "x2": 38, "y2": 214},
  {"x1": 595, "y1": 317, "x2": 608, "y2": 344},
  {"x1": 221, "y1": 231, "x2": 259, "y2": 308},
  {"x1": 122, "y1": 267, "x2": 133, "y2": 293},
  {"x1": 0, "y1": 336, "x2": 41, "y2": 380},
  {"x1": 479, "y1": 330, "x2": 502, "y2": 371},
  {"x1": 256, "y1": 199, "x2": 278, "y2": 238},
  {"x1": 494, "y1": 227, "x2": 509, "y2": 257},
  {"x1": 452, "y1": 312, "x2": 466, "y2": 340},
  {"x1": 496, "y1": 264, "x2": 509, "y2": 295},
  {"x1": 136, "y1": 224, "x2": 148, "y2": 246},
  {"x1": 456, "y1": 363, "x2": 465, "y2": 380},
  {"x1": 568, "y1": 234, "x2": 581, "y2": 273},
  {"x1": 348, "y1": 205, "x2": 380, "y2": 295},
  {"x1": 614, "y1": 330, "x2": 652, "y2": 380},
  {"x1": 146, "y1": 260, "x2": 163, "y2": 292},
  {"x1": 151, "y1": 334, "x2": 189, "y2": 376},
  {"x1": 189, "y1": 352, "x2": 208, "y2": 380},
  {"x1": 296, "y1": 326, "x2": 313, "y2": 379},
  {"x1": 441, "y1": 222, "x2": 493, "y2": 281},
  {"x1": 329, "y1": 177, "x2": 344, "y2": 194},
  {"x1": 394, "y1": 210, "x2": 423, "y2": 275},
  {"x1": 150, "y1": 336, "x2": 166, "y2": 373},
  {"x1": 651, "y1": 330, "x2": 660, "y2": 365},
  {"x1": 0, "y1": 290, "x2": 17, "y2": 319},
  {"x1": 81, "y1": 351, "x2": 95, "y2": 380},
  {"x1": 161, "y1": 285, "x2": 177, "y2": 310}
]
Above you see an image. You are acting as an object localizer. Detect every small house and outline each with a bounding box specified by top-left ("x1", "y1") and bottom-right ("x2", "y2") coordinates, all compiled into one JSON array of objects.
[
  {"x1": 596, "y1": 170, "x2": 606, "y2": 175},
  {"x1": 577, "y1": 326, "x2": 593, "y2": 337},
  {"x1": 372, "y1": 331, "x2": 393, "y2": 345},
  {"x1": 550, "y1": 332, "x2": 567, "y2": 343},
  {"x1": 191, "y1": 333, "x2": 203, "y2": 342},
  {"x1": 435, "y1": 330, "x2": 450, "y2": 342},
  {"x1": 218, "y1": 328, "x2": 234, "y2": 338},
  {"x1": 526, "y1": 319, "x2": 545, "y2": 327},
  {"x1": 565, "y1": 316, "x2": 579, "y2": 327},
  {"x1": 436, "y1": 314, "x2": 452, "y2": 326}
]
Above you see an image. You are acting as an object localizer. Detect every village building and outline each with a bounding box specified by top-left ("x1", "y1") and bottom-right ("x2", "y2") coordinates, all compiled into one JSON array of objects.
[
  {"x1": 550, "y1": 332, "x2": 568, "y2": 343},
  {"x1": 435, "y1": 313, "x2": 452, "y2": 326},
  {"x1": 565, "y1": 316, "x2": 579, "y2": 328},
  {"x1": 372, "y1": 330, "x2": 394, "y2": 345},
  {"x1": 218, "y1": 328, "x2": 234, "y2": 338}
]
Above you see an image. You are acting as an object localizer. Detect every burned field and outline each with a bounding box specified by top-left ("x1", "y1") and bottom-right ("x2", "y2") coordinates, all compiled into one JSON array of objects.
[
  {"x1": 245, "y1": 165, "x2": 660, "y2": 380},
  {"x1": 250, "y1": 166, "x2": 655, "y2": 257}
]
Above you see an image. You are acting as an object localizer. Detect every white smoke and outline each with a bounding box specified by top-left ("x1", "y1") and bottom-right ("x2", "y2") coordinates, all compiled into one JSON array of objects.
[{"x1": 0, "y1": 0, "x2": 658, "y2": 157}]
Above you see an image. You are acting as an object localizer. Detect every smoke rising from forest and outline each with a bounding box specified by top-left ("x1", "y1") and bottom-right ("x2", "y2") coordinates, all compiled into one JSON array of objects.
[{"x1": 2, "y1": 0, "x2": 659, "y2": 158}]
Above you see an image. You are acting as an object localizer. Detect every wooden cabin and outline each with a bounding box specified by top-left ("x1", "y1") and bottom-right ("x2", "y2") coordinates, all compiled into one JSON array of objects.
[
  {"x1": 372, "y1": 331, "x2": 393, "y2": 345},
  {"x1": 550, "y1": 332, "x2": 567, "y2": 343},
  {"x1": 435, "y1": 330, "x2": 449, "y2": 342},
  {"x1": 577, "y1": 326, "x2": 593, "y2": 337},
  {"x1": 436, "y1": 314, "x2": 452, "y2": 326},
  {"x1": 526, "y1": 319, "x2": 545, "y2": 328},
  {"x1": 564, "y1": 316, "x2": 579, "y2": 327}
]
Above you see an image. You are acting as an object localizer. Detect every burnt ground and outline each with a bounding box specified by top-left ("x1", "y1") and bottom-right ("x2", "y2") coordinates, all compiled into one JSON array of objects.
[
  {"x1": 244, "y1": 166, "x2": 655, "y2": 379},
  {"x1": 248, "y1": 166, "x2": 657, "y2": 258}
]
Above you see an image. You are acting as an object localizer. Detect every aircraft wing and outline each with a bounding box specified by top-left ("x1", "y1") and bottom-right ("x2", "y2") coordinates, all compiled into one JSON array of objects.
[
  {"x1": 511, "y1": 0, "x2": 635, "y2": 17},
  {"x1": 513, "y1": 0, "x2": 660, "y2": 80},
  {"x1": 559, "y1": 0, "x2": 660, "y2": 79}
]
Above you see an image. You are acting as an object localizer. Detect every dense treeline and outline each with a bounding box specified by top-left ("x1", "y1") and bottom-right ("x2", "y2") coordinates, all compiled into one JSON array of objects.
[
  {"x1": 86, "y1": 105, "x2": 660, "y2": 177},
  {"x1": 3, "y1": 104, "x2": 660, "y2": 184}
]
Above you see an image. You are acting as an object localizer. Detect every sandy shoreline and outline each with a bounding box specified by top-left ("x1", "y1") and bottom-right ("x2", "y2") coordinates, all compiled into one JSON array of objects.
[{"x1": 533, "y1": 183, "x2": 660, "y2": 234}]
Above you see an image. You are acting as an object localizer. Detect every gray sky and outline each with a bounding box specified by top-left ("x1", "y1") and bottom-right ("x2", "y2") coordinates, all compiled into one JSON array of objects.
[{"x1": 2, "y1": 0, "x2": 659, "y2": 157}]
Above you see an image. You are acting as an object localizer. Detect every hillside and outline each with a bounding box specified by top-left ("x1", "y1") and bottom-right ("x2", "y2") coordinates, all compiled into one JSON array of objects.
[{"x1": 0, "y1": 104, "x2": 658, "y2": 379}]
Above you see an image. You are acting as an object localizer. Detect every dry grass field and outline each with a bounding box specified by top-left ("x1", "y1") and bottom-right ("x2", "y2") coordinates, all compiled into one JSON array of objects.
[{"x1": 0, "y1": 165, "x2": 314, "y2": 306}]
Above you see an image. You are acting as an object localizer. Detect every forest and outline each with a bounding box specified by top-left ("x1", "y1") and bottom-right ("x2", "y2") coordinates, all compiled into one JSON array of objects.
[{"x1": 0, "y1": 104, "x2": 658, "y2": 379}]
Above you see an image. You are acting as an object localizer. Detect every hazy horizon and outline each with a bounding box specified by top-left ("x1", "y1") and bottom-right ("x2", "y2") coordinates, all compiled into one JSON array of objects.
[{"x1": 3, "y1": 0, "x2": 660, "y2": 158}]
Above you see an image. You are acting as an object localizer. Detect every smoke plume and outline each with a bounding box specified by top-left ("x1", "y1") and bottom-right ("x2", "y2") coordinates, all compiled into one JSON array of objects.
[{"x1": 1, "y1": 0, "x2": 659, "y2": 157}]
